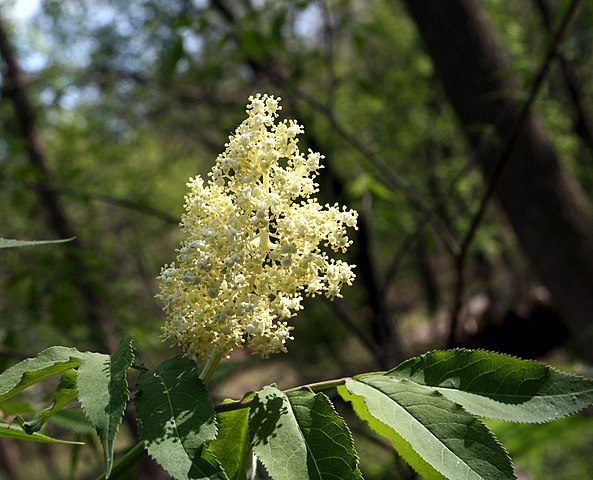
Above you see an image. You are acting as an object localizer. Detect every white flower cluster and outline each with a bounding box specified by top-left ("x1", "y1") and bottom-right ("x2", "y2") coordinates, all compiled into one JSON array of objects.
[{"x1": 157, "y1": 94, "x2": 358, "y2": 360}]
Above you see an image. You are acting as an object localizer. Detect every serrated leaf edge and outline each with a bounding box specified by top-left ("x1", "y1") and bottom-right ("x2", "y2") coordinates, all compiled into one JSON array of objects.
[
  {"x1": 350, "y1": 377, "x2": 516, "y2": 480},
  {"x1": 387, "y1": 348, "x2": 593, "y2": 423},
  {"x1": 136, "y1": 360, "x2": 219, "y2": 478}
]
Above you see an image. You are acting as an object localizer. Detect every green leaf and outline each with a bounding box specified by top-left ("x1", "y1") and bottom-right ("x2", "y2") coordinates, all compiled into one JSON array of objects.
[
  {"x1": 77, "y1": 337, "x2": 135, "y2": 476},
  {"x1": 0, "y1": 346, "x2": 83, "y2": 403},
  {"x1": 389, "y1": 349, "x2": 593, "y2": 422},
  {"x1": 210, "y1": 396, "x2": 253, "y2": 480},
  {"x1": 135, "y1": 357, "x2": 224, "y2": 480},
  {"x1": 23, "y1": 369, "x2": 79, "y2": 434},
  {"x1": 342, "y1": 376, "x2": 515, "y2": 480},
  {"x1": 0, "y1": 237, "x2": 75, "y2": 249},
  {"x1": 249, "y1": 385, "x2": 362, "y2": 480},
  {"x1": 249, "y1": 385, "x2": 306, "y2": 480},
  {"x1": 0, "y1": 420, "x2": 84, "y2": 444},
  {"x1": 287, "y1": 389, "x2": 363, "y2": 480},
  {"x1": 338, "y1": 383, "x2": 446, "y2": 480},
  {"x1": 190, "y1": 446, "x2": 231, "y2": 480}
]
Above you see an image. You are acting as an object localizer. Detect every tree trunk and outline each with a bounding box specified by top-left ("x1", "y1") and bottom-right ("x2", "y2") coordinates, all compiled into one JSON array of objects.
[{"x1": 403, "y1": 0, "x2": 593, "y2": 361}]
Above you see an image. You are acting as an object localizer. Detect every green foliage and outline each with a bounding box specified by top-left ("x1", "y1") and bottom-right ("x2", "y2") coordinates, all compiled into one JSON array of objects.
[
  {"x1": 0, "y1": 399, "x2": 35, "y2": 416},
  {"x1": 209, "y1": 397, "x2": 253, "y2": 480},
  {"x1": 135, "y1": 356, "x2": 225, "y2": 480},
  {"x1": 78, "y1": 337, "x2": 136, "y2": 476},
  {"x1": 249, "y1": 385, "x2": 362, "y2": 480},
  {"x1": 0, "y1": 420, "x2": 84, "y2": 444},
  {"x1": 0, "y1": 237, "x2": 75, "y2": 249},
  {"x1": 488, "y1": 414, "x2": 593, "y2": 479},
  {"x1": 0, "y1": 343, "x2": 136, "y2": 475},
  {"x1": 340, "y1": 376, "x2": 514, "y2": 480},
  {"x1": 47, "y1": 407, "x2": 97, "y2": 436},
  {"x1": 2, "y1": 344, "x2": 593, "y2": 479},
  {"x1": 4, "y1": 2, "x2": 593, "y2": 478},
  {"x1": 388, "y1": 349, "x2": 593, "y2": 422},
  {"x1": 338, "y1": 381, "x2": 446, "y2": 480},
  {"x1": 0, "y1": 346, "x2": 84, "y2": 402},
  {"x1": 21, "y1": 368, "x2": 79, "y2": 434}
]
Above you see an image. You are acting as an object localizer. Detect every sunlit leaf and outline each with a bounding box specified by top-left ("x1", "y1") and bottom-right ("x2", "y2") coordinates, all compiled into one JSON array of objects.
[
  {"x1": 0, "y1": 420, "x2": 84, "y2": 444},
  {"x1": 389, "y1": 349, "x2": 593, "y2": 422},
  {"x1": 338, "y1": 382, "x2": 446, "y2": 480},
  {"x1": 249, "y1": 385, "x2": 362, "y2": 480},
  {"x1": 0, "y1": 237, "x2": 75, "y2": 249},
  {"x1": 0, "y1": 346, "x2": 82, "y2": 403},
  {"x1": 210, "y1": 396, "x2": 253, "y2": 480},
  {"x1": 77, "y1": 337, "x2": 135, "y2": 476},
  {"x1": 342, "y1": 376, "x2": 515, "y2": 480}
]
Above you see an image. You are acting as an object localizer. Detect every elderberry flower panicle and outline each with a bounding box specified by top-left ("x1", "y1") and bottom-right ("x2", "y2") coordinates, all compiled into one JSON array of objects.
[{"x1": 157, "y1": 94, "x2": 358, "y2": 361}]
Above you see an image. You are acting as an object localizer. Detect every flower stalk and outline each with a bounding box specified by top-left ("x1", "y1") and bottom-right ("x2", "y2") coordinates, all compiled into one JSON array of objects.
[{"x1": 199, "y1": 349, "x2": 224, "y2": 385}]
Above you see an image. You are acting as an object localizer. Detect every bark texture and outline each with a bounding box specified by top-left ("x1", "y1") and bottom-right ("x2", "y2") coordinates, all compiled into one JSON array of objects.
[{"x1": 403, "y1": 0, "x2": 593, "y2": 360}]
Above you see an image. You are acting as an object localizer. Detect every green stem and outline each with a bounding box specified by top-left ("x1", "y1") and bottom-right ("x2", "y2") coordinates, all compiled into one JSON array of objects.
[
  {"x1": 215, "y1": 377, "x2": 349, "y2": 413},
  {"x1": 199, "y1": 348, "x2": 224, "y2": 386},
  {"x1": 95, "y1": 441, "x2": 146, "y2": 480}
]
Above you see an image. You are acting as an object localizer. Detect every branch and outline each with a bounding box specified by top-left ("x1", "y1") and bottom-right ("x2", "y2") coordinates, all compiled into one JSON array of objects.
[
  {"x1": 290, "y1": 87, "x2": 461, "y2": 258},
  {"x1": 215, "y1": 377, "x2": 349, "y2": 413},
  {"x1": 446, "y1": 0, "x2": 582, "y2": 347},
  {"x1": 533, "y1": 0, "x2": 593, "y2": 153},
  {"x1": 3, "y1": 179, "x2": 179, "y2": 225}
]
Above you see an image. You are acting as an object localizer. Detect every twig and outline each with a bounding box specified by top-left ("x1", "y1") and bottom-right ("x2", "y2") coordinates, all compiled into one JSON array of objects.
[
  {"x1": 5, "y1": 179, "x2": 179, "y2": 225},
  {"x1": 290, "y1": 87, "x2": 461, "y2": 258},
  {"x1": 533, "y1": 0, "x2": 593, "y2": 154},
  {"x1": 215, "y1": 377, "x2": 349, "y2": 413},
  {"x1": 328, "y1": 299, "x2": 381, "y2": 362}
]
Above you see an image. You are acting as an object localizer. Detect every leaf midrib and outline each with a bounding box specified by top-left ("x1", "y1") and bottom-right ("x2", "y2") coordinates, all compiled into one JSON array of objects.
[
  {"x1": 362, "y1": 379, "x2": 477, "y2": 480},
  {"x1": 155, "y1": 369, "x2": 198, "y2": 466}
]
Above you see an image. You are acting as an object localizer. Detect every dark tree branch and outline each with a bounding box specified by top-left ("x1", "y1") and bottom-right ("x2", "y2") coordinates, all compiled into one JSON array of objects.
[
  {"x1": 288, "y1": 87, "x2": 461, "y2": 259},
  {"x1": 533, "y1": 0, "x2": 593, "y2": 154},
  {"x1": 5, "y1": 179, "x2": 179, "y2": 225},
  {"x1": 208, "y1": 0, "x2": 459, "y2": 259},
  {"x1": 445, "y1": 0, "x2": 581, "y2": 347},
  {"x1": 209, "y1": 0, "x2": 406, "y2": 366}
]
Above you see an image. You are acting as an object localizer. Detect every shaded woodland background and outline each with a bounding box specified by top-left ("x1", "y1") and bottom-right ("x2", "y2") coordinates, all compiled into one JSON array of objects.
[{"x1": 2, "y1": 0, "x2": 593, "y2": 478}]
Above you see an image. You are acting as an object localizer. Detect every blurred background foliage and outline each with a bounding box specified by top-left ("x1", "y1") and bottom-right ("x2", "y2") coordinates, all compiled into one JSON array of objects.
[{"x1": 1, "y1": 0, "x2": 593, "y2": 478}]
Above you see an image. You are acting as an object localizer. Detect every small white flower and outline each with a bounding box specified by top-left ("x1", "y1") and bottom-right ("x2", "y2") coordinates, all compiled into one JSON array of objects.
[{"x1": 157, "y1": 94, "x2": 357, "y2": 361}]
